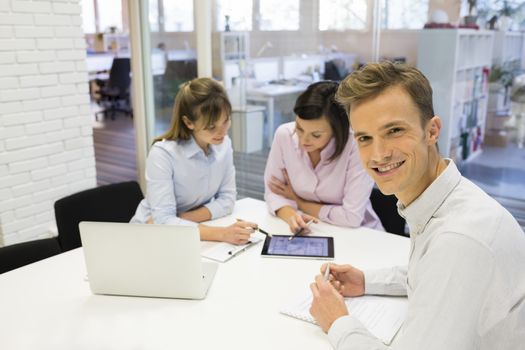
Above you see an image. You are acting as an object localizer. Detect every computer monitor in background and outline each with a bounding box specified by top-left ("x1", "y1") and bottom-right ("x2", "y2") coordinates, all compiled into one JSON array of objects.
[{"x1": 282, "y1": 55, "x2": 325, "y2": 80}]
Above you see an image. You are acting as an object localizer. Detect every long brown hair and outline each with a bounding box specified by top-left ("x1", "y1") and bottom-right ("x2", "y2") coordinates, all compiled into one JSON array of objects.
[
  {"x1": 154, "y1": 77, "x2": 232, "y2": 143},
  {"x1": 293, "y1": 81, "x2": 349, "y2": 161}
]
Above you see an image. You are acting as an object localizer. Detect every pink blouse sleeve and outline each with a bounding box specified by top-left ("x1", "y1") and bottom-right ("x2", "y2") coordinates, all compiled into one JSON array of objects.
[
  {"x1": 318, "y1": 140, "x2": 374, "y2": 227},
  {"x1": 264, "y1": 126, "x2": 298, "y2": 215}
]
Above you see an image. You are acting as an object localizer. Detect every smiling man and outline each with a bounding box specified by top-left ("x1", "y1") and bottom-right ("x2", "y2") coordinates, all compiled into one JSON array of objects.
[{"x1": 309, "y1": 62, "x2": 525, "y2": 349}]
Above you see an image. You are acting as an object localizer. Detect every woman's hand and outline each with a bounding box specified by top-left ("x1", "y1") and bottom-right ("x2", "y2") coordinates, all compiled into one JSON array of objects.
[
  {"x1": 268, "y1": 169, "x2": 298, "y2": 201},
  {"x1": 220, "y1": 220, "x2": 258, "y2": 245},
  {"x1": 286, "y1": 212, "x2": 317, "y2": 234}
]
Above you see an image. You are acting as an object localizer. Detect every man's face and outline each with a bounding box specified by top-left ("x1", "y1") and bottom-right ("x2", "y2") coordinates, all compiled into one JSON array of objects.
[{"x1": 349, "y1": 86, "x2": 440, "y2": 205}]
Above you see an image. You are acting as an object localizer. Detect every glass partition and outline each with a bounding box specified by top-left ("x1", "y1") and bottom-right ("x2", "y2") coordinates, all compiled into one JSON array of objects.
[
  {"x1": 135, "y1": 0, "x2": 410, "y2": 200},
  {"x1": 145, "y1": 0, "x2": 198, "y2": 139}
]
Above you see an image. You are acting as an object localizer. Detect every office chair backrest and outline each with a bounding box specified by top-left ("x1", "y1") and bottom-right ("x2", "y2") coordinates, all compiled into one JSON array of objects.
[
  {"x1": 369, "y1": 188, "x2": 407, "y2": 237},
  {"x1": 164, "y1": 59, "x2": 198, "y2": 80},
  {"x1": 54, "y1": 181, "x2": 144, "y2": 252},
  {"x1": 324, "y1": 60, "x2": 342, "y2": 81},
  {"x1": 108, "y1": 57, "x2": 131, "y2": 98},
  {"x1": 0, "y1": 238, "x2": 61, "y2": 274},
  {"x1": 161, "y1": 59, "x2": 198, "y2": 104}
]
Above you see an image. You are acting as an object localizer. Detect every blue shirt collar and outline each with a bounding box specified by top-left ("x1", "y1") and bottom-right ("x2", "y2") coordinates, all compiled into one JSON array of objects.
[{"x1": 182, "y1": 136, "x2": 217, "y2": 159}]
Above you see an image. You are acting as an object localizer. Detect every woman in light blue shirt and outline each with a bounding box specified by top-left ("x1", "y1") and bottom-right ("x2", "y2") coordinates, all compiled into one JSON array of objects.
[{"x1": 131, "y1": 78, "x2": 256, "y2": 245}]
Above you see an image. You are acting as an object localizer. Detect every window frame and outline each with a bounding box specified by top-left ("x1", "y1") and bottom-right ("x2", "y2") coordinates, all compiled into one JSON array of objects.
[{"x1": 318, "y1": 0, "x2": 369, "y2": 32}]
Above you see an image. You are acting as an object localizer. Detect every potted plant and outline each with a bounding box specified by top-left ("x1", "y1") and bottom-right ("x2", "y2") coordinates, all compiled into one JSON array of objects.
[
  {"x1": 465, "y1": 0, "x2": 478, "y2": 25},
  {"x1": 489, "y1": 64, "x2": 515, "y2": 109},
  {"x1": 497, "y1": 0, "x2": 525, "y2": 30}
]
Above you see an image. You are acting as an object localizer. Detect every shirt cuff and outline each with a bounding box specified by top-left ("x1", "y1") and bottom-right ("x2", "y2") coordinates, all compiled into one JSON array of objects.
[
  {"x1": 204, "y1": 200, "x2": 224, "y2": 220},
  {"x1": 364, "y1": 267, "x2": 407, "y2": 296},
  {"x1": 364, "y1": 269, "x2": 386, "y2": 295},
  {"x1": 318, "y1": 205, "x2": 331, "y2": 223},
  {"x1": 328, "y1": 315, "x2": 371, "y2": 349}
]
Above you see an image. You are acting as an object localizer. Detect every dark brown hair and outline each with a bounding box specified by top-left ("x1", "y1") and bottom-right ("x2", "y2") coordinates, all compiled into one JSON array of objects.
[
  {"x1": 154, "y1": 77, "x2": 232, "y2": 143},
  {"x1": 293, "y1": 81, "x2": 349, "y2": 161}
]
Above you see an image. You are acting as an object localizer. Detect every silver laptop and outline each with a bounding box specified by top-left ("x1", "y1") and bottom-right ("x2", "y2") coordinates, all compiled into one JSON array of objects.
[{"x1": 79, "y1": 221, "x2": 218, "y2": 299}]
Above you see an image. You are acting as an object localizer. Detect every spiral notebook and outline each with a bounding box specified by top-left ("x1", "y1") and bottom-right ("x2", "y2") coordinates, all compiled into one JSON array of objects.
[
  {"x1": 280, "y1": 294, "x2": 408, "y2": 345},
  {"x1": 201, "y1": 232, "x2": 265, "y2": 262}
]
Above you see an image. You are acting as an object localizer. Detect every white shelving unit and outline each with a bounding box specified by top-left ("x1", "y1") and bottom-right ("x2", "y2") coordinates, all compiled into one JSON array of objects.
[
  {"x1": 417, "y1": 29, "x2": 494, "y2": 164},
  {"x1": 220, "y1": 32, "x2": 249, "y2": 90},
  {"x1": 220, "y1": 32, "x2": 249, "y2": 62}
]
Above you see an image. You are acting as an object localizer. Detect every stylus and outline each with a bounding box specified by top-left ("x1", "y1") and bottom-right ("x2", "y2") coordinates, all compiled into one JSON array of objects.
[
  {"x1": 289, "y1": 219, "x2": 313, "y2": 241},
  {"x1": 235, "y1": 218, "x2": 257, "y2": 233},
  {"x1": 323, "y1": 264, "x2": 331, "y2": 281},
  {"x1": 258, "y1": 227, "x2": 272, "y2": 237}
]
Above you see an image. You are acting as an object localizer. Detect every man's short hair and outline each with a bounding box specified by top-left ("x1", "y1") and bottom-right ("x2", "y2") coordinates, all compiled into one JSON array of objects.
[{"x1": 336, "y1": 61, "x2": 435, "y2": 128}]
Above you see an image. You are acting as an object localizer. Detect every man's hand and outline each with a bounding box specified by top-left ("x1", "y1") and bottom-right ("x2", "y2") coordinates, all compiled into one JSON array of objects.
[
  {"x1": 310, "y1": 274, "x2": 349, "y2": 333},
  {"x1": 321, "y1": 263, "x2": 365, "y2": 297}
]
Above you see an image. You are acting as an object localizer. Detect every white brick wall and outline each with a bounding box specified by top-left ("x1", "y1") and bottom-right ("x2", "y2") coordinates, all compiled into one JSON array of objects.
[{"x1": 0, "y1": 0, "x2": 96, "y2": 246}]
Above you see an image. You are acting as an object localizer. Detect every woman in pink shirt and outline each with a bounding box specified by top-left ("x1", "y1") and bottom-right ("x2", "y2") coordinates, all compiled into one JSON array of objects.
[{"x1": 264, "y1": 81, "x2": 383, "y2": 234}]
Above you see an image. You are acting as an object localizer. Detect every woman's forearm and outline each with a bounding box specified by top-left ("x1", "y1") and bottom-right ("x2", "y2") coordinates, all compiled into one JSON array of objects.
[
  {"x1": 179, "y1": 206, "x2": 212, "y2": 223},
  {"x1": 296, "y1": 198, "x2": 322, "y2": 218}
]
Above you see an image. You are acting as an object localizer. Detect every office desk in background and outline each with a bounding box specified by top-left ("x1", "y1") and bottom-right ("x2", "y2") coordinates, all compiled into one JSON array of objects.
[
  {"x1": 247, "y1": 84, "x2": 306, "y2": 145},
  {"x1": 86, "y1": 51, "x2": 169, "y2": 80},
  {"x1": 0, "y1": 198, "x2": 409, "y2": 350}
]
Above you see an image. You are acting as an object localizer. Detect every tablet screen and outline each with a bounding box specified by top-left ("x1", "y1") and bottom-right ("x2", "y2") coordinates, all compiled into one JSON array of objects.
[{"x1": 261, "y1": 235, "x2": 334, "y2": 259}]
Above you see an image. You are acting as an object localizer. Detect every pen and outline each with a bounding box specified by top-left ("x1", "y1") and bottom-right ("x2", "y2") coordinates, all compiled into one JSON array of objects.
[
  {"x1": 289, "y1": 219, "x2": 313, "y2": 241},
  {"x1": 258, "y1": 227, "x2": 272, "y2": 237},
  {"x1": 323, "y1": 263, "x2": 331, "y2": 281},
  {"x1": 235, "y1": 218, "x2": 257, "y2": 232},
  {"x1": 228, "y1": 242, "x2": 251, "y2": 256},
  {"x1": 236, "y1": 218, "x2": 272, "y2": 237}
]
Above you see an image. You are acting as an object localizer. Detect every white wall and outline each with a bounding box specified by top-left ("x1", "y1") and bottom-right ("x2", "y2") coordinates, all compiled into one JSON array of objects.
[{"x1": 0, "y1": 0, "x2": 96, "y2": 246}]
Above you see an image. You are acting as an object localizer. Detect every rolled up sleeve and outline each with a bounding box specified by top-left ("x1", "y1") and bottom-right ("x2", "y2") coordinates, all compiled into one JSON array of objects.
[
  {"x1": 204, "y1": 143, "x2": 236, "y2": 219},
  {"x1": 364, "y1": 266, "x2": 408, "y2": 296}
]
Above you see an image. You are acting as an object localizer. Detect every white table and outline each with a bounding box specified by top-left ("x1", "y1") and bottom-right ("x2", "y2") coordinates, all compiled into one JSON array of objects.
[{"x1": 0, "y1": 198, "x2": 409, "y2": 350}]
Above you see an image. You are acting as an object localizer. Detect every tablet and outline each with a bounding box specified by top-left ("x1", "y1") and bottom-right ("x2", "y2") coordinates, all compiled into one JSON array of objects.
[{"x1": 260, "y1": 235, "x2": 334, "y2": 259}]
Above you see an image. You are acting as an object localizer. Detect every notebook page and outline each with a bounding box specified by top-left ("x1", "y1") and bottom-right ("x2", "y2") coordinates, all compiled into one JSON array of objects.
[
  {"x1": 201, "y1": 232, "x2": 265, "y2": 262},
  {"x1": 280, "y1": 294, "x2": 408, "y2": 344}
]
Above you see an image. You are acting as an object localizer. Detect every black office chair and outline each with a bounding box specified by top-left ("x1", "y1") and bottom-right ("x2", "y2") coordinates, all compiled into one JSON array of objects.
[
  {"x1": 54, "y1": 181, "x2": 144, "y2": 252},
  {"x1": 324, "y1": 60, "x2": 343, "y2": 81},
  {"x1": 0, "y1": 238, "x2": 62, "y2": 274},
  {"x1": 95, "y1": 57, "x2": 132, "y2": 120},
  {"x1": 369, "y1": 188, "x2": 407, "y2": 237},
  {"x1": 158, "y1": 59, "x2": 197, "y2": 107}
]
